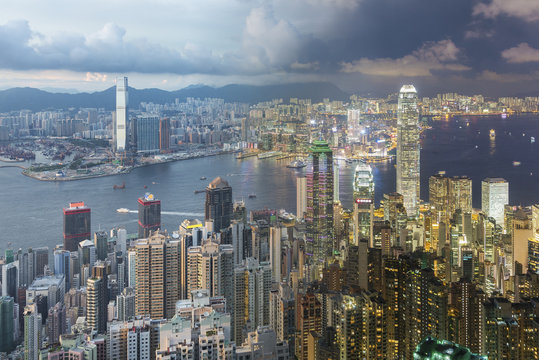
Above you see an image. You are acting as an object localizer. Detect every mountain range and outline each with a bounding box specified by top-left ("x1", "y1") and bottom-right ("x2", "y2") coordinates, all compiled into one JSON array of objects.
[{"x1": 0, "y1": 82, "x2": 349, "y2": 112}]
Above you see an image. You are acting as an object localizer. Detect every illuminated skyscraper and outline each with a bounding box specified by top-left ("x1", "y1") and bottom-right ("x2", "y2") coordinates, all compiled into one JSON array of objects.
[
  {"x1": 138, "y1": 193, "x2": 161, "y2": 238},
  {"x1": 296, "y1": 176, "x2": 307, "y2": 220},
  {"x1": 295, "y1": 293, "x2": 321, "y2": 360},
  {"x1": 347, "y1": 109, "x2": 362, "y2": 143},
  {"x1": 63, "y1": 202, "x2": 91, "y2": 252},
  {"x1": 115, "y1": 77, "x2": 128, "y2": 152},
  {"x1": 429, "y1": 174, "x2": 472, "y2": 223},
  {"x1": 481, "y1": 178, "x2": 509, "y2": 227},
  {"x1": 232, "y1": 258, "x2": 271, "y2": 345},
  {"x1": 306, "y1": 140, "x2": 334, "y2": 273},
  {"x1": 396, "y1": 85, "x2": 420, "y2": 217},
  {"x1": 353, "y1": 163, "x2": 374, "y2": 246}
]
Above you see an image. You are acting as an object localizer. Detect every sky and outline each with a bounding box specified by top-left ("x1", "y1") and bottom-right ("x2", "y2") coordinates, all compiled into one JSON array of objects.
[{"x1": 2, "y1": 0, "x2": 539, "y2": 96}]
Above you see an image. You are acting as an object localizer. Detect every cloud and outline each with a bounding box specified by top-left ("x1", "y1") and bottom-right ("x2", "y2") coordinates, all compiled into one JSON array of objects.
[
  {"x1": 290, "y1": 61, "x2": 319, "y2": 70},
  {"x1": 340, "y1": 40, "x2": 470, "y2": 77},
  {"x1": 242, "y1": 7, "x2": 304, "y2": 71},
  {"x1": 0, "y1": 20, "x2": 238, "y2": 75},
  {"x1": 477, "y1": 70, "x2": 539, "y2": 82},
  {"x1": 473, "y1": 0, "x2": 539, "y2": 22},
  {"x1": 464, "y1": 30, "x2": 494, "y2": 39},
  {"x1": 501, "y1": 43, "x2": 539, "y2": 63}
]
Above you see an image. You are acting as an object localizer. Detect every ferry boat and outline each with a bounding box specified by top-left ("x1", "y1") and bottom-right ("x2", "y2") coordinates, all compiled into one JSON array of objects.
[
  {"x1": 116, "y1": 208, "x2": 129, "y2": 213},
  {"x1": 286, "y1": 160, "x2": 306, "y2": 169},
  {"x1": 248, "y1": 193, "x2": 257, "y2": 199},
  {"x1": 513, "y1": 161, "x2": 521, "y2": 167},
  {"x1": 489, "y1": 129, "x2": 496, "y2": 140}
]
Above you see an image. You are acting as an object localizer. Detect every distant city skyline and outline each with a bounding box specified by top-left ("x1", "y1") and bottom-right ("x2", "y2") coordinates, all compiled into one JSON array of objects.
[{"x1": 2, "y1": 1, "x2": 539, "y2": 95}]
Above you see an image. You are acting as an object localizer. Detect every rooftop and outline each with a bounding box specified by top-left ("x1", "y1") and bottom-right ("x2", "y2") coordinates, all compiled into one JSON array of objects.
[{"x1": 208, "y1": 176, "x2": 230, "y2": 189}]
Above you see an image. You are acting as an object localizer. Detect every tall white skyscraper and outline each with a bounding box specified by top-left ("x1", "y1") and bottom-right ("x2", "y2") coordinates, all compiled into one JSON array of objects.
[
  {"x1": 396, "y1": 85, "x2": 420, "y2": 217},
  {"x1": 296, "y1": 176, "x2": 307, "y2": 219},
  {"x1": 347, "y1": 109, "x2": 361, "y2": 143},
  {"x1": 353, "y1": 163, "x2": 375, "y2": 246},
  {"x1": 115, "y1": 77, "x2": 128, "y2": 152},
  {"x1": 481, "y1": 178, "x2": 509, "y2": 226}
]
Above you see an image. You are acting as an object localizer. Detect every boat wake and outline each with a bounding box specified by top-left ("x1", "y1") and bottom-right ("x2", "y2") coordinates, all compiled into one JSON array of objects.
[{"x1": 126, "y1": 210, "x2": 204, "y2": 217}]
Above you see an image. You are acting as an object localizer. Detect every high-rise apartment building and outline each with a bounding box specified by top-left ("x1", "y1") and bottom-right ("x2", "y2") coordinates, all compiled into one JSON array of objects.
[
  {"x1": 481, "y1": 178, "x2": 509, "y2": 227},
  {"x1": 86, "y1": 262, "x2": 108, "y2": 335},
  {"x1": 295, "y1": 293, "x2": 321, "y2": 360},
  {"x1": 205, "y1": 177, "x2": 233, "y2": 233},
  {"x1": 429, "y1": 174, "x2": 472, "y2": 223},
  {"x1": 269, "y1": 283, "x2": 295, "y2": 348},
  {"x1": 46, "y1": 302, "x2": 66, "y2": 345},
  {"x1": 138, "y1": 193, "x2": 161, "y2": 239},
  {"x1": 23, "y1": 303, "x2": 42, "y2": 360},
  {"x1": 353, "y1": 163, "x2": 375, "y2": 246},
  {"x1": 186, "y1": 240, "x2": 234, "y2": 301},
  {"x1": 306, "y1": 140, "x2": 334, "y2": 275},
  {"x1": 233, "y1": 258, "x2": 272, "y2": 345},
  {"x1": 396, "y1": 85, "x2": 420, "y2": 217},
  {"x1": 116, "y1": 288, "x2": 135, "y2": 321},
  {"x1": 63, "y1": 202, "x2": 91, "y2": 252},
  {"x1": 115, "y1": 77, "x2": 128, "y2": 152},
  {"x1": 136, "y1": 115, "x2": 160, "y2": 154},
  {"x1": 134, "y1": 232, "x2": 180, "y2": 319}
]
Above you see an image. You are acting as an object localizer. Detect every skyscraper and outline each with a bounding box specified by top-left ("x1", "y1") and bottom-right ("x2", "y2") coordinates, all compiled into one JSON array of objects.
[
  {"x1": 0, "y1": 297, "x2": 14, "y2": 353},
  {"x1": 481, "y1": 178, "x2": 509, "y2": 227},
  {"x1": 138, "y1": 193, "x2": 161, "y2": 239},
  {"x1": 295, "y1": 293, "x2": 321, "y2": 360},
  {"x1": 136, "y1": 115, "x2": 160, "y2": 154},
  {"x1": 186, "y1": 240, "x2": 233, "y2": 298},
  {"x1": 87, "y1": 277, "x2": 106, "y2": 334},
  {"x1": 353, "y1": 163, "x2": 375, "y2": 246},
  {"x1": 115, "y1": 77, "x2": 128, "y2": 152},
  {"x1": 296, "y1": 176, "x2": 307, "y2": 220},
  {"x1": 23, "y1": 303, "x2": 42, "y2": 360},
  {"x1": 205, "y1": 177, "x2": 233, "y2": 233},
  {"x1": 306, "y1": 140, "x2": 334, "y2": 274},
  {"x1": 63, "y1": 202, "x2": 91, "y2": 252},
  {"x1": 233, "y1": 258, "x2": 272, "y2": 345},
  {"x1": 396, "y1": 85, "x2": 420, "y2": 217},
  {"x1": 159, "y1": 117, "x2": 171, "y2": 151},
  {"x1": 134, "y1": 232, "x2": 180, "y2": 319}
]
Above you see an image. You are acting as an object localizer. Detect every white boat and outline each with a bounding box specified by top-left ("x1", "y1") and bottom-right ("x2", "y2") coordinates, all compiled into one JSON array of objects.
[
  {"x1": 531, "y1": 137, "x2": 535, "y2": 143},
  {"x1": 513, "y1": 161, "x2": 521, "y2": 167},
  {"x1": 287, "y1": 160, "x2": 306, "y2": 169},
  {"x1": 117, "y1": 208, "x2": 129, "y2": 213}
]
